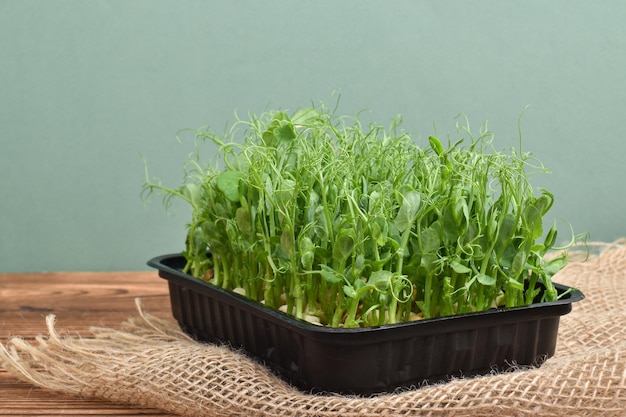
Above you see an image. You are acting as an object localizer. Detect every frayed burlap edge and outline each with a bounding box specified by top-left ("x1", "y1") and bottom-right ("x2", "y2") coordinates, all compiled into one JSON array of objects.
[{"x1": 2, "y1": 241, "x2": 626, "y2": 417}]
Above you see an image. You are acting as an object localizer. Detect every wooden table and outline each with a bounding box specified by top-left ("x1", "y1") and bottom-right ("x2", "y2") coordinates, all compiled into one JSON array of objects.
[{"x1": 0, "y1": 271, "x2": 178, "y2": 416}]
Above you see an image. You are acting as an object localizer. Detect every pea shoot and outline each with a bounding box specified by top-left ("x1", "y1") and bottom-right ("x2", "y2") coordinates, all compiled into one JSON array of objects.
[{"x1": 144, "y1": 103, "x2": 580, "y2": 327}]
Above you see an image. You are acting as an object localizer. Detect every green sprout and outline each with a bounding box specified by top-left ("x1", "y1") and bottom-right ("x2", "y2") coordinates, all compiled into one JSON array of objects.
[{"x1": 143, "y1": 103, "x2": 583, "y2": 327}]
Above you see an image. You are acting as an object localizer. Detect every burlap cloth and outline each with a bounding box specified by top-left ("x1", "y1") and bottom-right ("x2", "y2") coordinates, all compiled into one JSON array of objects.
[{"x1": 2, "y1": 241, "x2": 625, "y2": 416}]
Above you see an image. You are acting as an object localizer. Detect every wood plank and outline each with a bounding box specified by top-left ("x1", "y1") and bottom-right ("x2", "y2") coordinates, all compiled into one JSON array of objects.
[
  {"x1": 0, "y1": 272, "x2": 173, "y2": 337},
  {"x1": 0, "y1": 271, "x2": 179, "y2": 416}
]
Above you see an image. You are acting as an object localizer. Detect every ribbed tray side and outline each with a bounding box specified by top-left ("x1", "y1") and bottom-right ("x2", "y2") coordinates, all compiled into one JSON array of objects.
[{"x1": 153, "y1": 253, "x2": 580, "y2": 395}]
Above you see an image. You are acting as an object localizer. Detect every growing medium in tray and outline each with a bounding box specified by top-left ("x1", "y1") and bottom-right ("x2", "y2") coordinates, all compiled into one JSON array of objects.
[{"x1": 144, "y1": 103, "x2": 578, "y2": 328}]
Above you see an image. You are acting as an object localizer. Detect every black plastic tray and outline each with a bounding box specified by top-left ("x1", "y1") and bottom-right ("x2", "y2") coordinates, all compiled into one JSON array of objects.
[{"x1": 148, "y1": 253, "x2": 584, "y2": 395}]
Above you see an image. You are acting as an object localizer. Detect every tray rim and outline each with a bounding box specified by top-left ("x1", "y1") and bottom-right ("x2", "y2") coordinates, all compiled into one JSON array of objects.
[{"x1": 148, "y1": 252, "x2": 585, "y2": 338}]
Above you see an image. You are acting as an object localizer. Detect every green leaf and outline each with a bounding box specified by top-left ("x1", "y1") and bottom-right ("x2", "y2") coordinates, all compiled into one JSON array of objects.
[
  {"x1": 280, "y1": 230, "x2": 294, "y2": 257},
  {"x1": 275, "y1": 178, "x2": 296, "y2": 207},
  {"x1": 181, "y1": 183, "x2": 201, "y2": 208},
  {"x1": 511, "y1": 250, "x2": 527, "y2": 277},
  {"x1": 543, "y1": 222, "x2": 558, "y2": 250},
  {"x1": 544, "y1": 256, "x2": 567, "y2": 276},
  {"x1": 534, "y1": 191, "x2": 554, "y2": 216},
  {"x1": 371, "y1": 216, "x2": 388, "y2": 246},
  {"x1": 216, "y1": 170, "x2": 244, "y2": 203},
  {"x1": 298, "y1": 236, "x2": 315, "y2": 269},
  {"x1": 487, "y1": 211, "x2": 499, "y2": 241},
  {"x1": 453, "y1": 198, "x2": 469, "y2": 229},
  {"x1": 225, "y1": 220, "x2": 238, "y2": 244},
  {"x1": 298, "y1": 235, "x2": 314, "y2": 254},
  {"x1": 333, "y1": 231, "x2": 355, "y2": 261},
  {"x1": 450, "y1": 260, "x2": 472, "y2": 274},
  {"x1": 319, "y1": 265, "x2": 342, "y2": 284},
  {"x1": 476, "y1": 274, "x2": 496, "y2": 286},
  {"x1": 367, "y1": 270, "x2": 392, "y2": 291},
  {"x1": 190, "y1": 229, "x2": 207, "y2": 253},
  {"x1": 420, "y1": 226, "x2": 440, "y2": 254},
  {"x1": 291, "y1": 107, "x2": 321, "y2": 125},
  {"x1": 507, "y1": 277, "x2": 524, "y2": 291},
  {"x1": 524, "y1": 206, "x2": 543, "y2": 240},
  {"x1": 305, "y1": 190, "x2": 320, "y2": 223},
  {"x1": 395, "y1": 190, "x2": 421, "y2": 233},
  {"x1": 497, "y1": 213, "x2": 517, "y2": 247},
  {"x1": 428, "y1": 136, "x2": 444, "y2": 156},
  {"x1": 235, "y1": 207, "x2": 252, "y2": 236},
  {"x1": 262, "y1": 130, "x2": 277, "y2": 147},
  {"x1": 300, "y1": 251, "x2": 314, "y2": 270},
  {"x1": 343, "y1": 285, "x2": 357, "y2": 298},
  {"x1": 274, "y1": 120, "x2": 296, "y2": 142},
  {"x1": 353, "y1": 254, "x2": 365, "y2": 276},
  {"x1": 364, "y1": 251, "x2": 393, "y2": 271}
]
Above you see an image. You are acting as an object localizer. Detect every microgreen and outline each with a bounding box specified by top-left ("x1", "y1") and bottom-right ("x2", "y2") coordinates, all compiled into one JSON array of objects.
[{"x1": 143, "y1": 103, "x2": 583, "y2": 327}]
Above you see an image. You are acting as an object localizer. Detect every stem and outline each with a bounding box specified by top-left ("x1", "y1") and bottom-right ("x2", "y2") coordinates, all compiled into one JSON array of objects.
[
  {"x1": 345, "y1": 294, "x2": 362, "y2": 328},
  {"x1": 388, "y1": 222, "x2": 416, "y2": 323},
  {"x1": 221, "y1": 257, "x2": 230, "y2": 290},
  {"x1": 319, "y1": 174, "x2": 335, "y2": 248},
  {"x1": 263, "y1": 260, "x2": 276, "y2": 308},
  {"x1": 331, "y1": 284, "x2": 345, "y2": 327},
  {"x1": 423, "y1": 272, "x2": 433, "y2": 318},
  {"x1": 291, "y1": 266, "x2": 304, "y2": 320},
  {"x1": 306, "y1": 273, "x2": 316, "y2": 316},
  {"x1": 388, "y1": 297, "x2": 398, "y2": 324}
]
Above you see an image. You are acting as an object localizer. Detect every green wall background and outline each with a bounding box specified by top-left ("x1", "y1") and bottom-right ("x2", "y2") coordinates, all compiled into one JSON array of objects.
[{"x1": 1, "y1": 0, "x2": 625, "y2": 272}]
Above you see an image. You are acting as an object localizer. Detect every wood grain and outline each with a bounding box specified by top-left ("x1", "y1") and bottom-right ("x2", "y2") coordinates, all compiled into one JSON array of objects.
[{"x1": 0, "y1": 271, "x2": 178, "y2": 416}]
